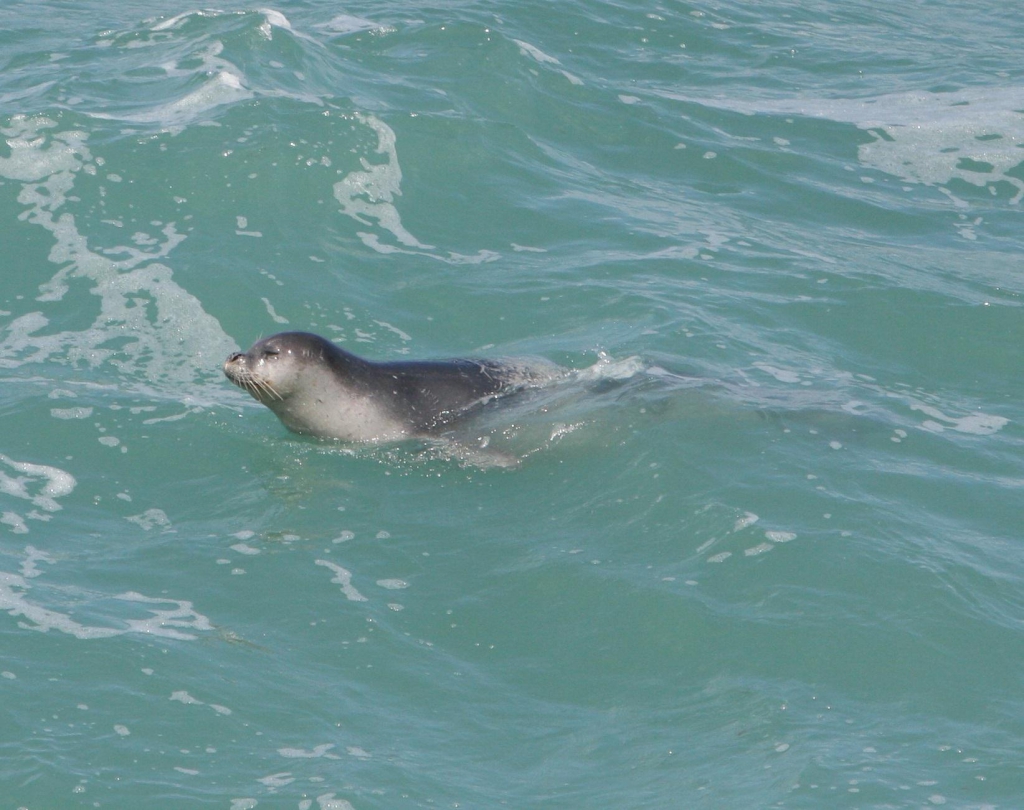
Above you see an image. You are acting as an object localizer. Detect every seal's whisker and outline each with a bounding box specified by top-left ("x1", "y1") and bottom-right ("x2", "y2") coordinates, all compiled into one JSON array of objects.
[
  {"x1": 248, "y1": 375, "x2": 282, "y2": 402},
  {"x1": 242, "y1": 378, "x2": 261, "y2": 399},
  {"x1": 249, "y1": 376, "x2": 269, "y2": 399}
]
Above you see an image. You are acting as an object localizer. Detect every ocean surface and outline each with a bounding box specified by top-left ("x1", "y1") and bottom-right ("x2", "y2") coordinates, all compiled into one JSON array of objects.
[{"x1": 1, "y1": 1, "x2": 1023, "y2": 807}]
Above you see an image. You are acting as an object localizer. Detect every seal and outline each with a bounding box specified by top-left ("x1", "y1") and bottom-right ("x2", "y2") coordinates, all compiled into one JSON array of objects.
[{"x1": 223, "y1": 331, "x2": 553, "y2": 443}]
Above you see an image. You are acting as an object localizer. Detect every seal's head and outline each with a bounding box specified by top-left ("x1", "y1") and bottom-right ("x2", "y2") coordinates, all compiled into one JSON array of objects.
[
  {"x1": 223, "y1": 331, "x2": 353, "y2": 403},
  {"x1": 223, "y1": 332, "x2": 392, "y2": 440}
]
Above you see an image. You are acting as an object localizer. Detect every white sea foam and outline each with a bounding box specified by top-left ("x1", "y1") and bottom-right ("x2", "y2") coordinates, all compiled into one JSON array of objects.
[
  {"x1": 753, "y1": 363, "x2": 801, "y2": 384},
  {"x1": 0, "y1": 569, "x2": 122, "y2": 639},
  {"x1": 150, "y1": 10, "x2": 200, "y2": 31},
  {"x1": 513, "y1": 39, "x2": 560, "y2": 65},
  {"x1": 278, "y1": 743, "x2": 339, "y2": 759},
  {"x1": 119, "y1": 592, "x2": 214, "y2": 640},
  {"x1": 0, "y1": 118, "x2": 81, "y2": 181},
  {"x1": 170, "y1": 690, "x2": 232, "y2": 713},
  {"x1": 1, "y1": 454, "x2": 75, "y2": 536},
  {"x1": 50, "y1": 407, "x2": 94, "y2": 419},
  {"x1": 314, "y1": 14, "x2": 385, "y2": 35},
  {"x1": 510, "y1": 38, "x2": 583, "y2": 84},
  {"x1": 734, "y1": 512, "x2": 759, "y2": 531},
  {"x1": 0, "y1": 559, "x2": 212, "y2": 641},
  {"x1": 126, "y1": 508, "x2": 172, "y2": 530},
  {"x1": 91, "y1": 28, "x2": 255, "y2": 129},
  {"x1": 334, "y1": 114, "x2": 508, "y2": 265},
  {"x1": 21, "y1": 546, "x2": 54, "y2": 579},
  {"x1": 575, "y1": 353, "x2": 646, "y2": 383},
  {"x1": 334, "y1": 113, "x2": 434, "y2": 251},
  {"x1": 0, "y1": 453, "x2": 76, "y2": 513},
  {"x1": 94, "y1": 68, "x2": 252, "y2": 132},
  {"x1": 259, "y1": 9, "x2": 293, "y2": 33},
  {"x1": 669, "y1": 86, "x2": 1024, "y2": 204},
  {"x1": 170, "y1": 690, "x2": 203, "y2": 705},
  {"x1": 315, "y1": 560, "x2": 367, "y2": 602},
  {"x1": 261, "y1": 297, "x2": 289, "y2": 324},
  {"x1": 1, "y1": 513, "x2": 29, "y2": 534},
  {"x1": 0, "y1": 117, "x2": 238, "y2": 393},
  {"x1": 259, "y1": 772, "x2": 296, "y2": 788},
  {"x1": 902, "y1": 398, "x2": 1009, "y2": 435},
  {"x1": 372, "y1": 320, "x2": 412, "y2": 342},
  {"x1": 315, "y1": 795, "x2": 356, "y2": 810}
]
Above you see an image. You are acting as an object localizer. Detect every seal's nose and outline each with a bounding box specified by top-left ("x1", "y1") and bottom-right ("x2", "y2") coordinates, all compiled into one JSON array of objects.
[{"x1": 223, "y1": 352, "x2": 246, "y2": 379}]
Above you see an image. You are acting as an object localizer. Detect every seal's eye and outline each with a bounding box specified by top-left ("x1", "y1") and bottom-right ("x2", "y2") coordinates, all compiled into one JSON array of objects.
[{"x1": 262, "y1": 347, "x2": 280, "y2": 358}]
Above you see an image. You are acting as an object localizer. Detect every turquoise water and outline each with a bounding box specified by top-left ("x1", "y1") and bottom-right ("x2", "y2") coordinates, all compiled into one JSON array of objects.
[{"x1": 2, "y1": 1, "x2": 1023, "y2": 807}]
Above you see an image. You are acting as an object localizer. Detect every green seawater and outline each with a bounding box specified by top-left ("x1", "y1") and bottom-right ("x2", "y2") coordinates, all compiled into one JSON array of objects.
[{"x1": 1, "y1": 2, "x2": 1023, "y2": 807}]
